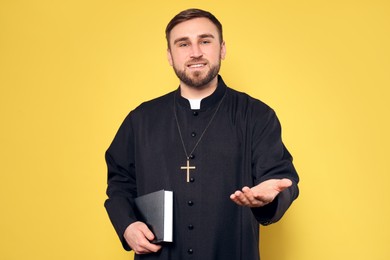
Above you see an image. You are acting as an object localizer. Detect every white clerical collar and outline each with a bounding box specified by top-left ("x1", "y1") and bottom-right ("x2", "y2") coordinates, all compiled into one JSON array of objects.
[{"x1": 188, "y1": 98, "x2": 202, "y2": 110}]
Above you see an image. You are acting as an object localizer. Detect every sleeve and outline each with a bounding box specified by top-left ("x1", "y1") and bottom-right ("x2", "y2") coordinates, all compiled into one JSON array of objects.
[
  {"x1": 104, "y1": 113, "x2": 138, "y2": 251},
  {"x1": 250, "y1": 107, "x2": 300, "y2": 225}
]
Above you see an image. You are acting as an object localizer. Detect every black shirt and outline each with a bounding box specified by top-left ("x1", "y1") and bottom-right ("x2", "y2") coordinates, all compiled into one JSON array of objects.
[{"x1": 105, "y1": 76, "x2": 299, "y2": 260}]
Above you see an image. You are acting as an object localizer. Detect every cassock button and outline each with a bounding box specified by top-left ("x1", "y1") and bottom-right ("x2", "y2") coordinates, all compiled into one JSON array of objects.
[
  {"x1": 188, "y1": 224, "x2": 194, "y2": 230},
  {"x1": 190, "y1": 177, "x2": 195, "y2": 183},
  {"x1": 189, "y1": 154, "x2": 195, "y2": 159},
  {"x1": 193, "y1": 111, "x2": 199, "y2": 116},
  {"x1": 191, "y1": 132, "x2": 197, "y2": 137},
  {"x1": 188, "y1": 248, "x2": 194, "y2": 254},
  {"x1": 187, "y1": 200, "x2": 194, "y2": 206}
]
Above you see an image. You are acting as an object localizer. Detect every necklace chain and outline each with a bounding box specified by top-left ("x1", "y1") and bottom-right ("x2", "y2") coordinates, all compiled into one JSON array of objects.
[{"x1": 173, "y1": 90, "x2": 226, "y2": 159}]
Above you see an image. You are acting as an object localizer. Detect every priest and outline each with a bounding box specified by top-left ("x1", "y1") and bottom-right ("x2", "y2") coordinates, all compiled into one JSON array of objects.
[{"x1": 105, "y1": 8, "x2": 299, "y2": 260}]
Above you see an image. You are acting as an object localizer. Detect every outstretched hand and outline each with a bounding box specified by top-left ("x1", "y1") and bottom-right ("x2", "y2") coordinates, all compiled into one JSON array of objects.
[{"x1": 230, "y1": 178, "x2": 292, "y2": 207}]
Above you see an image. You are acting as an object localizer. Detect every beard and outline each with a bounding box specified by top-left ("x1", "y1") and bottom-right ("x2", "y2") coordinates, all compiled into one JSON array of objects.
[{"x1": 172, "y1": 58, "x2": 221, "y2": 89}]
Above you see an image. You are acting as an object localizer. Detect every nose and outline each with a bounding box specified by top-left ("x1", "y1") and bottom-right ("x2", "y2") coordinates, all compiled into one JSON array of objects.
[{"x1": 190, "y1": 44, "x2": 203, "y2": 58}]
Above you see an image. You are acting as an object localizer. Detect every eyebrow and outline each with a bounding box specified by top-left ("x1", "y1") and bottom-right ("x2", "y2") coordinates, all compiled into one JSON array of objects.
[
  {"x1": 173, "y1": 34, "x2": 215, "y2": 45},
  {"x1": 199, "y1": 33, "x2": 215, "y2": 39}
]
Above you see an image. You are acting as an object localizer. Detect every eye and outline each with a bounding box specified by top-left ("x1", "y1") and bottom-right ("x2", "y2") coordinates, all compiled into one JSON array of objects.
[
  {"x1": 178, "y1": 42, "x2": 189, "y2": 47},
  {"x1": 201, "y1": 40, "x2": 210, "y2": 45}
]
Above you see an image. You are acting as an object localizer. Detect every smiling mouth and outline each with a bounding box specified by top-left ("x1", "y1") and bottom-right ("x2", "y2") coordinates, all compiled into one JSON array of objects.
[
  {"x1": 188, "y1": 63, "x2": 206, "y2": 68},
  {"x1": 186, "y1": 59, "x2": 208, "y2": 69}
]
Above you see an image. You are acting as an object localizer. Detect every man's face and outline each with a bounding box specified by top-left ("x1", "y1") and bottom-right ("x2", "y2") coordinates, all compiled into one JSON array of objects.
[{"x1": 167, "y1": 18, "x2": 226, "y2": 89}]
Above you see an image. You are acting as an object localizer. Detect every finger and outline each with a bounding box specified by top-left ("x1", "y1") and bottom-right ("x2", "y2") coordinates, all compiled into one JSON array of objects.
[
  {"x1": 125, "y1": 222, "x2": 162, "y2": 254},
  {"x1": 237, "y1": 188, "x2": 261, "y2": 206},
  {"x1": 250, "y1": 184, "x2": 277, "y2": 206},
  {"x1": 232, "y1": 188, "x2": 267, "y2": 207},
  {"x1": 276, "y1": 179, "x2": 293, "y2": 191},
  {"x1": 143, "y1": 242, "x2": 162, "y2": 253},
  {"x1": 230, "y1": 193, "x2": 238, "y2": 201},
  {"x1": 245, "y1": 188, "x2": 270, "y2": 207},
  {"x1": 242, "y1": 186, "x2": 251, "y2": 193},
  {"x1": 237, "y1": 189, "x2": 252, "y2": 205},
  {"x1": 139, "y1": 224, "x2": 156, "y2": 242},
  {"x1": 134, "y1": 237, "x2": 162, "y2": 254},
  {"x1": 230, "y1": 190, "x2": 247, "y2": 206},
  {"x1": 138, "y1": 226, "x2": 162, "y2": 252},
  {"x1": 242, "y1": 187, "x2": 258, "y2": 205}
]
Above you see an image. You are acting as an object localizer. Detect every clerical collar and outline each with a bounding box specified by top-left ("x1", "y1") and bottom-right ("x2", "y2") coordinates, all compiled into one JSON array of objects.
[
  {"x1": 175, "y1": 75, "x2": 227, "y2": 111},
  {"x1": 188, "y1": 99, "x2": 202, "y2": 110}
]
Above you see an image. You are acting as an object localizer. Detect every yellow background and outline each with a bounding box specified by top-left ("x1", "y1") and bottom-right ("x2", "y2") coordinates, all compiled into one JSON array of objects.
[{"x1": 1, "y1": 0, "x2": 389, "y2": 259}]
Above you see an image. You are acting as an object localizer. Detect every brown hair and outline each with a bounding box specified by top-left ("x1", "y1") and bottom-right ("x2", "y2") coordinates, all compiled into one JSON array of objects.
[{"x1": 165, "y1": 8, "x2": 223, "y2": 48}]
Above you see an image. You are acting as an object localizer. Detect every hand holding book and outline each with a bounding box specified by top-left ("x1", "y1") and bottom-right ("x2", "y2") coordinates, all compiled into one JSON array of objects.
[
  {"x1": 124, "y1": 221, "x2": 162, "y2": 254},
  {"x1": 134, "y1": 190, "x2": 173, "y2": 243},
  {"x1": 124, "y1": 190, "x2": 173, "y2": 254}
]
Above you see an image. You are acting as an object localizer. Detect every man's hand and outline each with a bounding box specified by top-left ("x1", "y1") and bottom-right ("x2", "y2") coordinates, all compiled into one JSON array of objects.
[
  {"x1": 230, "y1": 178, "x2": 292, "y2": 207},
  {"x1": 124, "y1": 221, "x2": 162, "y2": 254}
]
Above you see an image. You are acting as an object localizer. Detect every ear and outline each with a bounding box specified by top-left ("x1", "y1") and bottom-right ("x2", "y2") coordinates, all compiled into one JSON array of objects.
[
  {"x1": 167, "y1": 49, "x2": 173, "y2": 66},
  {"x1": 220, "y1": 41, "x2": 226, "y2": 60}
]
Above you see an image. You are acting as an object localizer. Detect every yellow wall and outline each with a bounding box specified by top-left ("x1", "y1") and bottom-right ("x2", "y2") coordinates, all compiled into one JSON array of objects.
[{"x1": 1, "y1": 0, "x2": 389, "y2": 259}]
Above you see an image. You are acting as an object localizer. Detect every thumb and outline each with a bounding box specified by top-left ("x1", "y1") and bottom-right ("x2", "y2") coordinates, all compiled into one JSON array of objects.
[
  {"x1": 276, "y1": 178, "x2": 293, "y2": 191},
  {"x1": 140, "y1": 223, "x2": 156, "y2": 241}
]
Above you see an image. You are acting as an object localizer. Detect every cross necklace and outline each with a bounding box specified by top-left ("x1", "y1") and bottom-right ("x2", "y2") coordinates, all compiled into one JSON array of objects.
[{"x1": 173, "y1": 90, "x2": 226, "y2": 182}]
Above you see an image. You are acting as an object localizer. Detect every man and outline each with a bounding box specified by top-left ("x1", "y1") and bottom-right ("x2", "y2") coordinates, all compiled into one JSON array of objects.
[{"x1": 105, "y1": 8, "x2": 299, "y2": 260}]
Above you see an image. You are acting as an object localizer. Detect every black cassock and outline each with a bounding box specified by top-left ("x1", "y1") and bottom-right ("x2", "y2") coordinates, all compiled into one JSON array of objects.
[{"x1": 105, "y1": 76, "x2": 299, "y2": 260}]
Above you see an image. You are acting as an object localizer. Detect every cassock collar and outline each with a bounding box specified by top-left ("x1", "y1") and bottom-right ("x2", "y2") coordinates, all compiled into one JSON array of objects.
[{"x1": 175, "y1": 75, "x2": 227, "y2": 111}]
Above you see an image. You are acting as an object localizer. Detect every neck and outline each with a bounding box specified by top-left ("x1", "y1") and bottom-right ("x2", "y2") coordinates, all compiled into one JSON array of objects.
[{"x1": 180, "y1": 76, "x2": 218, "y2": 99}]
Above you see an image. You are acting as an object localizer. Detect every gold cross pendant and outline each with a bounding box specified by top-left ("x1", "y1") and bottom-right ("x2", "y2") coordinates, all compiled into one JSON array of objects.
[{"x1": 180, "y1": 159, "x2": 196, "y2": 182}]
